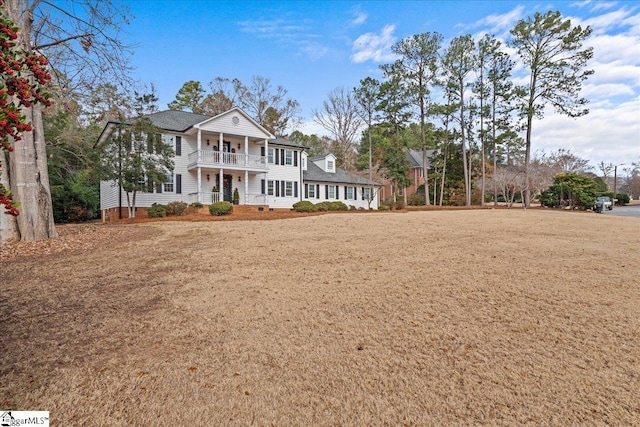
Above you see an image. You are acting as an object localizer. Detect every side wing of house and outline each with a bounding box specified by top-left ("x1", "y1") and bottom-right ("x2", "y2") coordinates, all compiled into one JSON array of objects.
[
  {"x1": 301, "y1": 153, "x2": 380, "y2": 210},
  {"x1": 260, "y1": 138, "x2": 305, "y2": 208}
]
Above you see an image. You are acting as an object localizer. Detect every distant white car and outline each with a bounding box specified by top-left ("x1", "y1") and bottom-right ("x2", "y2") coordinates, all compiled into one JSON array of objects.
[{"x1": 593, "y1": 196, "x2": 613, "y2": 213}]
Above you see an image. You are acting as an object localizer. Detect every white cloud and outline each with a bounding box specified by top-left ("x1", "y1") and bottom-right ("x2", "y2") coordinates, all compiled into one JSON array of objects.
[
  {"x1": 299, "y1": 41, "x2": 330, "y2": 61},
  {"x1": 534, "y1": 96, "x2": 640, "y2": 166},
  {"x1": 350, "y1": 11, "x2": 368, "y2": 26},
  {"x1": 237, "y1": 17, "x2": 331, "y2": 60},
  {"x1": 465, "y1": 5, "x2": 525, "y2": 36},
  {"x1": 351, "y1": 24, "x2": 399, "y2": 64}
]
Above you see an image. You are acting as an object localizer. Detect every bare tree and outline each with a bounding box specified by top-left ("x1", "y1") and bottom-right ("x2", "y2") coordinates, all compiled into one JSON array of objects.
[
  {"x1": 202, "y1": 77, "x2": 236, "y2": 116},
  {"x1": 2, "y1": 0, "x2": 131, "y2": 243},
  {"x1": 492, "y1": 166, "x2": 526, "y2": 208},
  {"x1": 312, "y1": 87, "x2": 363, "y2": 169},
  {"x1": 234, "y1": 75, "x2": 301, "y2": 136}
]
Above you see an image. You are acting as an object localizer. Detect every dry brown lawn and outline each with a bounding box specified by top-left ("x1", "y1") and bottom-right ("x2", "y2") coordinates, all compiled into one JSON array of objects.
[{"x1": 2, "y1": 209, "x2": 639, "y2": 426}]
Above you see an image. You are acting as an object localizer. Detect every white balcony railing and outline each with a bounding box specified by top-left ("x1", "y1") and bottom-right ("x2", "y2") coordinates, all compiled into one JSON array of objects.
[
  {"x1": 188, "y1": 192, "x2": 266, "y2": 205},
  {"x1": 187, "y1": 150, "x2": 267, "y2": 170},
  {"x1": 188, "y1": 192, "x2": 221, "y2": 204}
]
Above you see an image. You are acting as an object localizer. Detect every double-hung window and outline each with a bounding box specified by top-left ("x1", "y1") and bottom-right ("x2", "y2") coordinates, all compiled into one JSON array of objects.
[
  {"x1": 363, "y1": 187, "x2": 371, "y2": 201},
  {"x1": 267, "y1": 180, "x2": 275, "y2": 196},
  {"x1": 285, "y1": 150, "x2": 293, "y2": 166},
  {"x1": 328, "y1": 185, "x2": 336, "y2": 199},
  {"x1": 267, "y1": 148, "x2": 275, "y2": 164},
  {"x1": 285, "y1": 181, "x2": 293, "y2": 197},
  {"x1": 163, "y1": 174, "x2": 174, "y2": 193},
  {"x1": 346, "y1": 186, "x2": 354, "y2": 200},
  {"x1": 308, "y1": 184, "x2": 315, "y2": 198}
]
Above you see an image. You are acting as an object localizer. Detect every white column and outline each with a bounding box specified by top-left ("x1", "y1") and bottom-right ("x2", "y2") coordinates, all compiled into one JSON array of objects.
[
  {"x1": 197, "y1": 167, "x2": 202, "y2": 203},
  {"x1": 219, "y1": 168, "x2": 224, "y2": 202},
  {"x1": 244, "y1": 136, "x2": 249, "y2": 165},
  {"x1": 263, "y1": 139, "x2": 269, "y2": 205},
  {"x1": 197, "y1": 128, "x2": 202, "y2": 160},
  {"x1": 244, "y1": 170, "x2": 249, "y2": 204}
]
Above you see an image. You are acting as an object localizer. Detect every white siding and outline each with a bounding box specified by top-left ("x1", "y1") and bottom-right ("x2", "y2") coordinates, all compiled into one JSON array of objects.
[
  {"x1": 263, "y1": 145, "x2": 303, "y2": 208},
  {"x1": 100, "y1": 180, "x2": 120, "y2": 210},
  {"x1": 197, "y1": 109, "x2": 273, "y2": 140},
  {"x1": 302, "y1": 182, "x2": 379, "y2": 210}
]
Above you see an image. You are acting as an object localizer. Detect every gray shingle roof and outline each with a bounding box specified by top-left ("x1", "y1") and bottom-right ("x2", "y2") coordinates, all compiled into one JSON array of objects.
[
  {"x1": 407, "y1": 148, "x2": 436, "y2": 168},
  {"x1": 144, "y1": 110, "x2": 212, "y2": 132},
  {"x1": 271, "y1": 137, "x2": 305, "y2": 149},
  {"x1": 304, "y1": 161, "x2": 380, "y2": 186}
]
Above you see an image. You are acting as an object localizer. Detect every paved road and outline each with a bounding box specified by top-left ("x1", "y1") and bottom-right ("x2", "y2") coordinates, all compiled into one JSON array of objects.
[{"x1": 601, "y1": 204, "x2": 640, "y2": 218}]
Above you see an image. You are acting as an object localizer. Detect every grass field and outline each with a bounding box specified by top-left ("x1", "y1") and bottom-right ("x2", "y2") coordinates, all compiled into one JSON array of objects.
[{"x1": 2, "y1": 209, "x2": 639, "y2": 426}]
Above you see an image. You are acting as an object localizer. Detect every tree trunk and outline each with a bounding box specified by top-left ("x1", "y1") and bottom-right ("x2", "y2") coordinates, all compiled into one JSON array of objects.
[
  {"x1": 7, "y1": 103, "x2": 58, "y2": 242},
  {"x1": 422, "y1": 147, "x2": 430, "y2": 206},
  {"x1": 524, "y1": 111, "x2": 533, "y2": 208},
  {"x1": 1, "y1": 0, "x2": 58, "y2": 244},
  {"x1": 0, "y1": 152, "x2": 19, "y2": 242}
]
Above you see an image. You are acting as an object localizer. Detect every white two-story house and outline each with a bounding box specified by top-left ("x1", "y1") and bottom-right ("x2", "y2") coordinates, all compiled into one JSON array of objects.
[{"x1": 98, "y1": 107, "x2": 379, "y2": 217}]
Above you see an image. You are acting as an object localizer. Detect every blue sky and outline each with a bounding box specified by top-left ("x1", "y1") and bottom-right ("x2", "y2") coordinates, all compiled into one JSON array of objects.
[{"x1": 119, "y1": 0, "x2": 639, "y2": 169}]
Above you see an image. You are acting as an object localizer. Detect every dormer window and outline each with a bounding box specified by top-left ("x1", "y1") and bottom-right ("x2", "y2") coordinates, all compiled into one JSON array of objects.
[{"x1": 327, "y1": 160, "x2": 334, "y2": 171}]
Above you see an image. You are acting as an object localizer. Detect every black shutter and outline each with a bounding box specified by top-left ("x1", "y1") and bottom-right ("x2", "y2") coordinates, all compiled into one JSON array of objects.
[
  {"x1": 336, "y1": 186, "x2": 339, "y2": 199},
  {"x1": 147, "y1": 180, "x2": 154, "y2": 193},
  {"x1": 261, "y1": 146, "x2": 265, "y2": 157},
  {"x1": 325, "y1": 185, "x2": 329, "y2": 199},
  {"x1": 176, "y1": 174, "x2": 182, "y2": 194},
  {"x1": 344, "y1": 186, "x2": 347, "y2": 199},
  {"x1": 281, "y1": 181, "x2": 285, "y2": 197},
  {"x1": 294, "y1": 182, "x2": 298, "y2": 198},
  {"x1": 275, "y1": 148, "x2": 280, "y2": 165},
  {"x1": 175, "y1": 136, "x2": 182, "y2": 156},
  {"x1": 275, "y1": 180, "x2": 280, "y2": 197},
  {"x1": 294, "y1": 151, "x2": 298, "y2": 167},
  {"x1": 261, "y1": 179, "x2": 266, "y2": 195},
  {"x1": 147, "y1": 134, "x2": 154, "y2": 153},
  {"x1": 281, "y1": 149, "x2": 285, "y2": 165},
  {"x1": 305, "y1": 184, "x2": 308, "y2": 198},
  {"x1": 156, "y1": 182, "x2": 163, "y2": 193},
  {"x1": 362, "y1": 187, "x2": 365, "y2": 200},
  {"x1": 317, "y1": 185, "x2": 320, "y2": 199}
]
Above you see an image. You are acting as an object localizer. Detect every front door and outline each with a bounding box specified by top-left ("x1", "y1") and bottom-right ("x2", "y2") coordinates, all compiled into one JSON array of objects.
[
  {"x1": 223, "y1": 174, "x2": 233, "y2": 202},
  {"x1": 222, "y1": 141, "x2": 231, "y2": 163}
]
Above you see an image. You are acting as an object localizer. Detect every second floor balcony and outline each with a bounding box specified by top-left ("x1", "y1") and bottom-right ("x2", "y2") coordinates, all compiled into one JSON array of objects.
[{"x1": 187, "y1": 150, "x2": 268, "y2": 171}]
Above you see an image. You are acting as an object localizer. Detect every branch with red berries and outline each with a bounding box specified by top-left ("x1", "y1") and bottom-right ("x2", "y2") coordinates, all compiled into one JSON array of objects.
[{"x1": 1, "y1": 0, "x2": 52, "y2": 216}]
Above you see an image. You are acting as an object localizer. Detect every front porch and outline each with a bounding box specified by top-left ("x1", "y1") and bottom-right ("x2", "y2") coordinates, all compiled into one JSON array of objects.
[
  {"x1": 187, "y1": 191, "x2": 267, "y2": 205},
  {"x1": 187, "y1": 150, "x2": 267, "y2": 171}
]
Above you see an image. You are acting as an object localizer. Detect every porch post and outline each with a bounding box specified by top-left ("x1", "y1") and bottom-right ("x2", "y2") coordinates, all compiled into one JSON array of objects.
[
  {"x1": 197, "y1": 167, "x2": 202, "y2": 203},
  {"x1": 264, "y1": 138, "x2": 269, "y2": 205},
  {"x1": 219, "y1": 168, "x2": 224, "y2": 202},
  {"x1": 197, "y1": 128, "x2": 202, "y2": 160},
  {"x1": 244, "y1": 170, "x2": 249, "y2": 204},
  {"x1": 244, "y1": 136, "x2": 249, "y2": 165}
]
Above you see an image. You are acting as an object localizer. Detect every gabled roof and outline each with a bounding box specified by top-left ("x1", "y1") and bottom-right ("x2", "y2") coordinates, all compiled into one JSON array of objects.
[
  {"x1": 304, "y1": 161, "x2": 380, "y2": 186},
  {"x1": 309, "y1": 153, "x2": 336, "y2": 162},
  {"x1": 407, "y1": 148, "x2": 437, "y2": 169},
  {"x1": 271, "y1": 137, "x2": 305, "y2": 149},
  {"x1": 194, "y1": 107, "x2": 275, "y2": 139},
  {"x1": 96, "y1": 108, "x2": 274, "y2": 145},
  {"x1": 145, "y1": 110, "x2": 212, "y2": 132}
]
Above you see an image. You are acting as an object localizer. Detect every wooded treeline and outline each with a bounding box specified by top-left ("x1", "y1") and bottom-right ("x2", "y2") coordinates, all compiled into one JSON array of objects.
[{"x1": 1, "y1": 2, "x2": 638, "y2": 244}]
